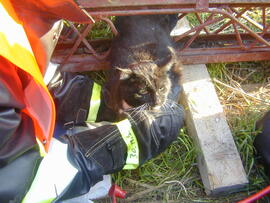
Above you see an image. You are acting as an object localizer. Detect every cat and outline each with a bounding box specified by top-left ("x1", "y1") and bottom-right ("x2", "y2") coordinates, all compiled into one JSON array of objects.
[{"x1": 103, "y1": 15, "x2": 182, "y2": 117}]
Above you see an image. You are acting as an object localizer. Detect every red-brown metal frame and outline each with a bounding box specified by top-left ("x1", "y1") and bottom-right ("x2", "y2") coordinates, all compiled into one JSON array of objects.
[{"x1": 52, "y1": 0, "x2": 270, "y2": 72}]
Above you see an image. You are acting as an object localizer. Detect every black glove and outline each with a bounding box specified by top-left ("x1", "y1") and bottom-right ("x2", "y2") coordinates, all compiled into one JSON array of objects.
[
  {"x1": 126, "y1": 101, "x2": 184, "y2": 165},
  {"x1": 254, "y1": 111, "x2": 270, "y2": 176},
  {"x1": 49, "y1": 72, "x2": 119, "y2": 123}
]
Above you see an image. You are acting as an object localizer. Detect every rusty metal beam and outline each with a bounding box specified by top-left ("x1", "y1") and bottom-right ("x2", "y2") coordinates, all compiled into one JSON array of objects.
[
  {"x1": 52, "y1": 1, "x2": 270, "y2": 69},
  {"x1": 52, "y1": 54, "x2": 110, "y2": 72},
  {"x1": 51, "y1": 47, "x2": 270, "y2": 72},
  {"x1": 54, "y1": 33, "x2": 270, "y2": 51},
  {"x1": 179, "y1": 48, "x2": 270, "y2": 64},
  {"x1": 77, "y1": 0, "x2": 270, "y2": 8},
  {"x1": 81, "y1": 5, "x2": 269, "y2": 17},
  {"x1": 76, "y1": 0, "x2": 270, "y2": 17},
  {"x1": 53, "y1": 30, "x2": 270, "y2": 67}
]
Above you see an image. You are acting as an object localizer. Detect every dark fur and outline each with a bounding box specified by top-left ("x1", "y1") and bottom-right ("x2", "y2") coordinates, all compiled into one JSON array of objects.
[
  {"x1": 254, "y1": 111, "x2": 270, "y2": 176},
  {"x1": 103, "y1": 15, "x2": 182, "y2": 115}
]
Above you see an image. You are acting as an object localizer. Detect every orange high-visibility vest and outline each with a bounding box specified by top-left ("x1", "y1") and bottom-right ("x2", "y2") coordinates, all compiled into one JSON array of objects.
[{"x1": 0, "y1": 0, "x2": 90, "y2": 151}]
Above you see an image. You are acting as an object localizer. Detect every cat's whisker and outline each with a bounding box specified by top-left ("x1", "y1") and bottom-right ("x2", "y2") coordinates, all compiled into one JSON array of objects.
[
  {"x1": 125, "y1": 103, "x2": 148, "y2": 122},
  {"x1": 152, "y1": 100, "x2": 182, "y2": 117},
  {"x1": 164, "y1": 101, "x2": 175, "y2": 114},
  {"x1": 134, "y1": 105, "x2": 150, "y2": 122},
  {"x1": 109, "y1": 104, "x2": 152, "y2": 135},
  {"x1": 126, "y1": 105, "x2": 144, "y2": 116},
  {"x1": 159, "y1": 103, "x2": 171, "y2": 115},
  {"x1": 126, "y1": 103, "x2": 147, "y2": 112},
  {"x1": 127, "y1": 111, "x2": 145, "y2": 124}
]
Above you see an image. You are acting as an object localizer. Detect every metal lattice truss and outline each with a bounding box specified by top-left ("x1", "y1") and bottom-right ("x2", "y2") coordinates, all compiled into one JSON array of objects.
[{"x1": 52, "y1": 0, "x2": 270, "y2": 72}]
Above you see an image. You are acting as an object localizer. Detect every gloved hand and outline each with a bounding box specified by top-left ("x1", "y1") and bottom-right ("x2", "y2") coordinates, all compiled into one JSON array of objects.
[
  {"x1": 49, "y1": 72, "x2": 119, "y2": 124},
  {"x1": 48, "y1": 72, "x2": 94, "y2": 124}
]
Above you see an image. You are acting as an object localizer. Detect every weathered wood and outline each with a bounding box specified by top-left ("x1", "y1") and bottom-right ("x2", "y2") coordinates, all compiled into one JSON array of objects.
[{"x1": 180, "y1": 64, "x2": 248, "y2": 195}]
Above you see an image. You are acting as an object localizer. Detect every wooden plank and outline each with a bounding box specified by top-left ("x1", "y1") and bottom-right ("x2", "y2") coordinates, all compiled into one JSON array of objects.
[{"x1": 180, "y1": 64, "x2": 248, "y2": 195}]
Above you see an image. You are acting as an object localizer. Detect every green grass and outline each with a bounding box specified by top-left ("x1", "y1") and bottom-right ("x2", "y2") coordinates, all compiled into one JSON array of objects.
[
  {"x1": 88, "y1": 16, "x2": 115, "y2": 40},
  {"x1": 113, "y1": 128, "x2": 203, "y2": 202}
]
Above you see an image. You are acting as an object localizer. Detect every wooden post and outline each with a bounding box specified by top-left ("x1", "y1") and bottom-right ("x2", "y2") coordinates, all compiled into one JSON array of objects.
[{"x1": 180, "y1": 64, "x2": 248, "y2": 195}]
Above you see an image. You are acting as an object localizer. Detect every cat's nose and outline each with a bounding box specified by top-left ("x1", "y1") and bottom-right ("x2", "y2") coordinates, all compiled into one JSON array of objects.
[{"x1": 154, "y1": 97, "x2": 162, "y2": 106}]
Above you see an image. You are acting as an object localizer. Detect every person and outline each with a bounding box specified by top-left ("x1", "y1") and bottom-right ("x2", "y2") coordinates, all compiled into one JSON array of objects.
[{"x1": 0, "y1": 0, "x2": 184, "y2": 202}]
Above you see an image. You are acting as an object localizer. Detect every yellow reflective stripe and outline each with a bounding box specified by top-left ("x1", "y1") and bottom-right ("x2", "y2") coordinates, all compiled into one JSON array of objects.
[
  {"x1": 23, "y1": 197, "x2": 54, "y2": 203},
  {"x1": 87, "y1": 82, "x2": 101, "y2": 122},
  {"x1": 36, "y1": 138, "x2": 47, "y2": 157},
  {"x1": 116, "y1": 119, "x2": 139, "y2": 170}
]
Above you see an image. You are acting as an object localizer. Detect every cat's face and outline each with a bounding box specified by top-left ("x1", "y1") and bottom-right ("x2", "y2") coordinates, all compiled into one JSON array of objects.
[
  {"x1": 117, "y1": 55, "x2": 175, "y2": 110},
  {"x1": 119, "y1": 74, "x2": 155, "y2": 107}
]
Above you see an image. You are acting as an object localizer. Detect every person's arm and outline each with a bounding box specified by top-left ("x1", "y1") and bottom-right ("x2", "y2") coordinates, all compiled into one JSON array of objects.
[
  {"x1": 0, "y1": 58, "x2": 42, "y2": 203},
  {"x1": 48, "y1": 71, "x2": 184, "y2": 201},
  {"x1": 53, "y1": 101, "x2": 184, "y2": 202}
]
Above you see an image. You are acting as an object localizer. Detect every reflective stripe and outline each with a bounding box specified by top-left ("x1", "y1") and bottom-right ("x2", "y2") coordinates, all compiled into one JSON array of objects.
[
  {"x1": 22, "y1": 139, "x2": 78, "y2": 203},
  {"x1": 36, "y1": 138, "x2": 47, "y2": 157},
  {"x1": 116, "y1": 119, "x2": 139, "y2": 170},
  {"x1": 87, "y1": 82, "x2": 101, "y2": 122},
  {"x1": 23, "y1": 197, "x2": 54, "y2": 203}
]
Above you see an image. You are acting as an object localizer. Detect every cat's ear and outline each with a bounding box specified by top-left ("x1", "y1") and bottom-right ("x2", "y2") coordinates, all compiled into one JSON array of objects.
[
  {"x1": 158, "y1": 15, "x2": 178, "y2": 33},
  {"x1": 155, "y1": 55, "x2": 172, "y2": 68},
  {"x1": 116, "y1": 67, "x2": 132, "y2": 80},
  {"x1": 165, "y1": 46, "x2": 177, "y2": 61},
  {"x1": 155, "y1": 46, "x2": 177, "y2": 70}
]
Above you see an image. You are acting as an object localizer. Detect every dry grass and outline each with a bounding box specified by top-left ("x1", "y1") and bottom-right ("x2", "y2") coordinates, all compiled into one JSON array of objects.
[{"x1": 207, "y1": 62, "x2": 270, "y2": 202}]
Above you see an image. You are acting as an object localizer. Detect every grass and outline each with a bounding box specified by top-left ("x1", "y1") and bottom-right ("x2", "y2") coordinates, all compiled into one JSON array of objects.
[
  {"x1": 88, "y1": 16, "x2": 115, "y2": 40},
  {"x1": 186, "y1": 8, "x2": 270, "y2": 34},
  {"x1": 112, "y1": 128, "x2": 202, "y2": 202}
]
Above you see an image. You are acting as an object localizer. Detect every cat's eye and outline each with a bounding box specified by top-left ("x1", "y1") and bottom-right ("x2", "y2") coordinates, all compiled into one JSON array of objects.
[
  {"x1": 159, "y1": 87, "x2": 165, "y2": 91},
  {"x1": 139, "y1": 88, "x2": 148, "y2": 94},
  {"x1": 134, "y1": 93, "x2": 142, "y2": 99}
]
